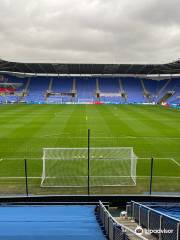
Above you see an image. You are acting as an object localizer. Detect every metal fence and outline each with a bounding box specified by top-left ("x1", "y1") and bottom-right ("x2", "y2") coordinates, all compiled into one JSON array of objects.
[
  {"x1": 130, "y1": 201, "x2": 180, "y2": 240},
  {"x1": 0, "y1": 135, "x2": 179, "y2": 196},
  {"x1": 97, "y1": 201, "x2": 146, "y2": 240}
]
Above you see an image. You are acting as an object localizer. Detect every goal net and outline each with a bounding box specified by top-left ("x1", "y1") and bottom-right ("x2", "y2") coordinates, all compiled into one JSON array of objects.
[{"x1": 41, "y1": 147, "x2": 137, "y2": 187}]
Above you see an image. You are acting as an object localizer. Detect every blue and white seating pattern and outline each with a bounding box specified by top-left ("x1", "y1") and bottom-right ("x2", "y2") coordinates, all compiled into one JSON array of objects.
[{"x1": 0, "y1": 75, "x2": 179, "y2": 104}]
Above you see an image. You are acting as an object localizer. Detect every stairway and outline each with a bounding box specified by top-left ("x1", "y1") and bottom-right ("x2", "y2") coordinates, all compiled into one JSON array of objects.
[
  {"x1": 140, "y1": 79, "x2": 152, "y2": 102},
  {"x1": 119, "y1": 78, "x2": 127, "y2": 101},
  {"x1": 18, "y1": 78, "x2": 31, "y2": 101},
  {"x1": 96, "y1": 78, "x2": 100, "y2": 98},
  {"x1": 157, "y1": 79, "x2": 171, "y2": 97},
  {"x1": 48, "y1": 78, "x2": 53, "y2": 92},
  {"x1": 24, "y1": 78, "x2": 31, "y2": 92},
  {"x1": 115, "y1": 217, "x2": 157, "y2": 240},
  {"x1": 157, "y1": 91, "x2": 175, "y2": 104}
]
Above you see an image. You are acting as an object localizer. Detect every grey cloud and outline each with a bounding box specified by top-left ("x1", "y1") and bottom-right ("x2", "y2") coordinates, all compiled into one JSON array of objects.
[{"x1": 0, "y1": 0, "x2": 180, "y2": 64}]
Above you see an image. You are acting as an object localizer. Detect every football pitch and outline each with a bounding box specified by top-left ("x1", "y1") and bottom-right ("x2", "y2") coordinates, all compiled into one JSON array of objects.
[{"x1": 0, "y1": 104, "x2": 179, "y2": 195}]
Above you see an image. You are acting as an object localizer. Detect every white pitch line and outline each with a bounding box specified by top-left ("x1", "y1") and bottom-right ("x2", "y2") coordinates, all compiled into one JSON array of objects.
[
  {"x1": 137, "y1": 176, "x2": 180, "y2": 179},
  {"x1": 0, "y1": 176, "x2": 179, "y2": 179},
  {"x1": 139, "y1": 157, "x2": 176, "y2": 160},
  {"x1": 139, "y1": 157, "x2": 180, "y2": 167},
  {"x1": 41, "y1": 136, "x2": 180, "y2": 139},
  {"x1": 171, "y1": 158, "x2": 180, "y2": 167},
  {"x1": 0, "y1": 158, "x2": 41, "y2": 160},
  {"x1": 0, "y1": 177, "x2": 41, "y2": 179}
]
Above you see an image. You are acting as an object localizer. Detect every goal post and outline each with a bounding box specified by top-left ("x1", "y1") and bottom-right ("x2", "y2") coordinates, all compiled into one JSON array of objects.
[{"x1": 41, "y1": 147, "x2": 138, "y2": 187}]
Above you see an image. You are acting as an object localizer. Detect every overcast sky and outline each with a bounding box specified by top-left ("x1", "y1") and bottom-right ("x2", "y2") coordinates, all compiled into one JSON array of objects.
[{"x1": 0, "y1": 0, "x2": 180, "y2": 64}]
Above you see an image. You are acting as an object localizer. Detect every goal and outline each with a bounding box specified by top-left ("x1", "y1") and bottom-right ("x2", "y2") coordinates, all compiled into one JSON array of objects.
[{"x1": 41, "y1": 147, "x2": 137, "y2": 187}]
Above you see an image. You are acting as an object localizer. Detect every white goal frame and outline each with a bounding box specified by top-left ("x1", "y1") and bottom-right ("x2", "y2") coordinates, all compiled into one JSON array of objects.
[{"x1": 41, "y1": 147, "x2": 137, "y2": 187}]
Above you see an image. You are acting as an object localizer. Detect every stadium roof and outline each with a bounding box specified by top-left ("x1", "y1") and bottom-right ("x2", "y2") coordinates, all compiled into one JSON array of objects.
[{"x1": 1, "y1": 58, "x2": 180, "y2": 76}]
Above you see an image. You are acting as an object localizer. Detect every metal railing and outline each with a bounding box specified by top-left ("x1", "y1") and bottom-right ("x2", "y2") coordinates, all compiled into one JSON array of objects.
[
  {"x1": 97, "y1": 201, "x2": 147, "y2": 240},
  {"x1": 130, "y1": 201, "x2": 180, "y2": 240}
]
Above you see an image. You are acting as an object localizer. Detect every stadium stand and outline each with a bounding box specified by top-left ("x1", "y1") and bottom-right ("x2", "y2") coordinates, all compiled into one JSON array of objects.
[
  {"x1": 166, "y1": 78, "x2": 180, "y2": 104},
  {"x1": 0, "y1": 74, "x2": 180, "y2": 105},
  {"x1": 98, "y1": 77, "x2": 121, "y2": 103},
  {"x1": 76, "y1": 77, "x2": 95, "y2": 102},
  {"x1": 47, "y1": 77, "x2": 75, "y2": 103},
  {"x1": 25, "y1": 77, "x2": 49, "y2": 103},
  {"x1": 0, "y1": 75, "x2": 25, "y2": 103},
  {"x1": 122, "y1": 77, "x2": 146, "y2": 103}
]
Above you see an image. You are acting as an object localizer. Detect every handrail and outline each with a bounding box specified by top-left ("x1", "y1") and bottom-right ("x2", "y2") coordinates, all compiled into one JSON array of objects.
[
  {"x1": 131, "y1": 201, "x2": 180, "y2": 222},
  {"x1": 99, "y1": 201, "x2": 147, "y2": 240}
]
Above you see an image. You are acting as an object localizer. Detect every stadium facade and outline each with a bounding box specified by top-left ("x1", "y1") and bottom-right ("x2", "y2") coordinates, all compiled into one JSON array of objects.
[{"x1": 0, "y1": 58, "x2": 179, "y2": 106}]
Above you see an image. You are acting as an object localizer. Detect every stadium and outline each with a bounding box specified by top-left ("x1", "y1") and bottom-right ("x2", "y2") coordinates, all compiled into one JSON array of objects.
[
  {"x1": 0, "y1": 58, "x2": 179, "y2": 239},
  {"x1": 0, "y1": 0, "x2": 180, "y2": 239}
]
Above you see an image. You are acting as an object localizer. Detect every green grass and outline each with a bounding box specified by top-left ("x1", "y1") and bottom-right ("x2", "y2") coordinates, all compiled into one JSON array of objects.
[{"x1": 0, "y1": 104, "x2": 179, "y2": 195}]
